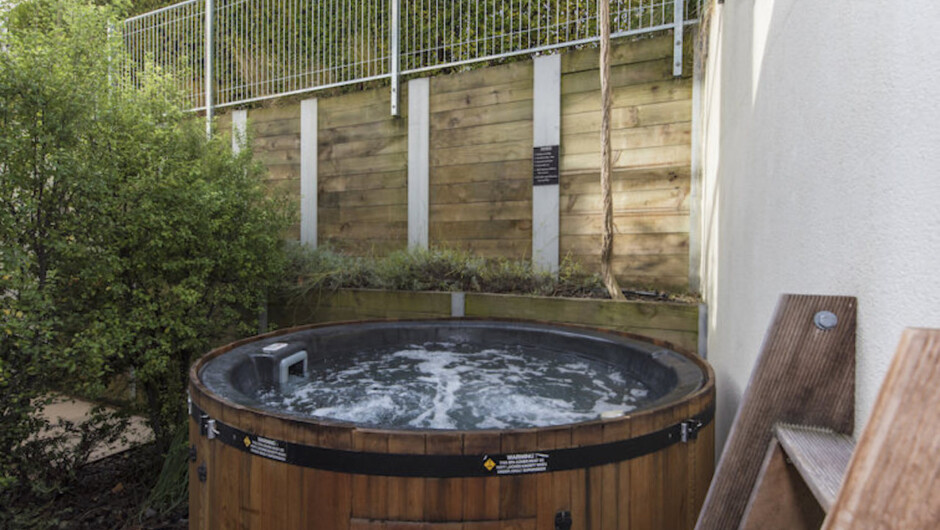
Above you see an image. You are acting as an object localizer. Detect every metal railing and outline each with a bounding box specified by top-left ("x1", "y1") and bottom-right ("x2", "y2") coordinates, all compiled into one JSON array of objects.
[{"x1": 122, "y1": 0, "x2": 702, "y2": 116}]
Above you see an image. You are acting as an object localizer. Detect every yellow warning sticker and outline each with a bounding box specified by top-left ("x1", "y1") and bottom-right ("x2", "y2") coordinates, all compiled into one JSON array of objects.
[
  {"x1": 483, "y1": 458, "x2": 496, "y2": 471},
  {"x1": 243, "y1": 436, "x2": 252, "y2": 448}
]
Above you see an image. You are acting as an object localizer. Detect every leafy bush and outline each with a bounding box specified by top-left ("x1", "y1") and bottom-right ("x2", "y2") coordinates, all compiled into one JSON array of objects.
[{"x1": 0, "y1": 0, "x2": 292, "y2": 510}]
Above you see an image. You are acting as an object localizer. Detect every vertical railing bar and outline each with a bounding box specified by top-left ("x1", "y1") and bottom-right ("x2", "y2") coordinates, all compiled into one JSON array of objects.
[
  {"x1": 390, "y1": 0, "x2": 400, "y2": 115},
  {"x1": 672, "y1": 0, "x2": 683, "y2": 76},
  {"x1": 205, "y1": 0, "x2": 213, "y2": 136}
]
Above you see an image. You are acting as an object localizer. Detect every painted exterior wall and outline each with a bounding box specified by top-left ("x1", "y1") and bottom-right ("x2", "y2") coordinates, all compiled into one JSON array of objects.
[{"x1": 700, "y1": 0, "x2": 940, "y2": 454}]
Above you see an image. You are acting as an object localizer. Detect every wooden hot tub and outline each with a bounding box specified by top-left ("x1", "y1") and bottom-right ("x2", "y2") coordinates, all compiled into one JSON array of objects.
[{"x1": 188, "y1": 319, "x2": 715, "y2": 529}]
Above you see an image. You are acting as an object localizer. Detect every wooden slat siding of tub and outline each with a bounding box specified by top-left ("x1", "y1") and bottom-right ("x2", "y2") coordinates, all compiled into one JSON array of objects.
[
  {"x1": 663, "y1": 399, "x2": 693, "y2": 530},
  {"x1": 188, "y1": 386, "x2": 207, "y2": 530},
  {"x1": 600, "y1": 420, "x2": 628, "y2": 530},
  {"x1": 608, "y1": 420, "x2": 633, "y2": 530},
  {"x1": 387, "y1": 432, "x2": 426, "y2": 521},
  {"x1": 429, "y1": 60, "x2": 533, "y2": 260},
  {"x1": 188, "y1": 319, "x2": 714, "y2": 529},
  {"x1": 319, "y1": 86, "x2": 408, "y2": 255},
  {"x1": 217, "y1": 405, "x2": 244, "y2": 529},
  {"x1": 689, "y1": 386, "x2": 717, "y2": 527},
  {"x1": 425, "y1": 433, "x2": 465, "y2": 521},
  {"x1": 352, "y1": 430, "x2": 390, "y2": 520},
  {"x1": 463, "y1": 431, "x2": 502, "y2": 521},
  {"x1": 534, "y1": 426, "x2": 573, "y2": 529},
  {"x1": 561, "y1": 31, "x2": 693, "y2": 290},
  {"x1": 464, "y1": 292, "x2": 698, "y2": 352},
  {"x1": 499, "y1": 430, "x2": 540, "y2": 521},
  {"x1": 570, "y1": 422, "x2": 603, "y2": 529}
]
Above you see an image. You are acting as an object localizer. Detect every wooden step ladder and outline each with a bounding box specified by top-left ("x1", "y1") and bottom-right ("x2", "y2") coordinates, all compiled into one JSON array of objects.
[{"x1": 696, "y1": 293, "x2": 940, "y2": 529}]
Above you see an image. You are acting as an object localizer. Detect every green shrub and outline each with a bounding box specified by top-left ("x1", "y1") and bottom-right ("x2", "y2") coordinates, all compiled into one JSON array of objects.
[{"x1": 0, "y1": 0, "x2": 292, "y2": 508}]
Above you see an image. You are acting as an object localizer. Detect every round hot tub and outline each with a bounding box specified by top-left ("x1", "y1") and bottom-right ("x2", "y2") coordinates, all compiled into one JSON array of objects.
[{"x1": 188, "y1": 319, "x2": 715, "y2": 529}]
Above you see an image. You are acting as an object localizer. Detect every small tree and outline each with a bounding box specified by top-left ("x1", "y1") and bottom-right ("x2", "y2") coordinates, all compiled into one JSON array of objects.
[{"x1": 0, "y1": 0, "x2": 292, "y2": 504}]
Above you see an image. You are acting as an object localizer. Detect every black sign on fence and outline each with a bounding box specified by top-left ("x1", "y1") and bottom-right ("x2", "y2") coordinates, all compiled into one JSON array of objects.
[{"x1": 533, "y1": 145, "x2": 559, "y2": 186}]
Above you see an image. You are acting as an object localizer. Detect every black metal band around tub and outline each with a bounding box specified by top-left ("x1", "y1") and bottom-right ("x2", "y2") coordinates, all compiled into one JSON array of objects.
[{"x1": 190, "y1": 401, "x2": 714, "y2": 478}]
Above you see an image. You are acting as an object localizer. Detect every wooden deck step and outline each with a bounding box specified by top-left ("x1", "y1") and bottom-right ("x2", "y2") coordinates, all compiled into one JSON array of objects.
[{"x1": 775, "y1": 423, "x2": 855, "y2": 512}]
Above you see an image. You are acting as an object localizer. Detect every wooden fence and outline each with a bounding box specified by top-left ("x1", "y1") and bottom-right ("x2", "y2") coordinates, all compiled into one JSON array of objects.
[{"x1": 218, "y1": 30, "x2": 694, "y2": 289}]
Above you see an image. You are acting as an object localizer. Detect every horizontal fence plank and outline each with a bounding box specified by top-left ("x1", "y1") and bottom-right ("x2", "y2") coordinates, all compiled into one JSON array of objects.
[
  {"x1": 431, "y1": 200, "x2": 531, "y2": 222},
  {"x1": 319, "y1": 152, "x2": 407, "y2": 176},
  {"x1": 431, "y1": 120, "x2": 533, "y2": 149},
  {"x1": 430, "y1": 139, "x2": 532, "y2": 168},
  {"x1": 430, "y1": 79, "x2": 533, "y2": 113},
  {"x1": 561, "y1": 233, "x2": 690, "y2": 256},
  {"x1": 431, "y1": 179, "x2": 531, "y2": 205},
  {"x1": 319, "y1": 170, "x2": 406, "y2": 193},
  {"x1": 561, "y1": 33, "x2": 673, "y2": 73},
  {"x1": 320, "y1": 204, "x2": 407, "y2": 224},
  {"x1": 464, "y1": 292, "x2": 697, "y2": 344},
  {"x1": 320, "y1": 187, "x2": 407, "y2": 209},
  {"x1": 431, "y1": 62, "x2": 533, "y2": 95},
  {"x1": 431, "y1": 160, "x2": 533, "y2": 185},
  {"x1": 561, "y1": 166, "x2": 690, "y2": 194},
  {"x1": 562, "y1": 186, "x2": 690, "y2": 214},
  {"x1": 561, "y1": 145, "x2": 692, "y2": 172},
  {"x1": 430, "y1": 99, "x2": 533, "y2": 131},
  {"x1": 560, "y1": 212, "x2": 689, "y2": 236},
  {"x1": 429, "y1": 219, "x2": 532, "y2": 240},
  {"x1": 561, "y1": 58, "x2": 673, "y2": 95},
  {"x1": 561, "y1": 78, "x2": 693, "y2": 115},
  {"x1": 251, "y1": 133, "x2": 300, "y2": 152},
  {"x1": 319, "y1": 221, "x2": 408, "y2": 240},
  {"x1": 561, "y1": 123, "x2": 691, "y2": 156},
  {"x1": 319, "y1": 119, "x2": 409, "y2": 143},
  {"x1": 431, "y1": 238, "x2": 533, "y2": 259},
  {"x1": 319, "y1": 135, "x2": 408, "y2": 160}
]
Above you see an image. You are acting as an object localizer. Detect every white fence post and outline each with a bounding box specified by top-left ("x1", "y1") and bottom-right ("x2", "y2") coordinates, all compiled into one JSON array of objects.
[
  {"x1": 301, "y1": 99, "x2": 319, "y2": 248},
  {"x1": 205, "y1": 0, "x2": 214, "y2": 136},
  {"x1": 532, "y1": 54, "x2": 561, "y2": 274},
  {"x1": 673, "y1": 0, "x2": 685, "y2": 77},
  {"x1": 408, "y1": 79, "x2": 430, "y2": 250},
  {"x1": 390, "y1": 0, "x2": 401, "y2": 116}
]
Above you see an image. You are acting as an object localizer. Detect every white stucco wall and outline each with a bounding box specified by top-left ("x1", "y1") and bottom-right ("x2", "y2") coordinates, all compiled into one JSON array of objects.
[{"x1": 701, "y1": 0, "x2": 940, "y2": 455}]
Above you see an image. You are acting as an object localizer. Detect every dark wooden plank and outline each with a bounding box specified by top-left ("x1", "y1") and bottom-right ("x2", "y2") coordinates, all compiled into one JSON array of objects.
[
  {"x1": 824, "y1": 328, "x2": 940, "y2": 530},
  {"x1": 775, "y1": 423, "x2": 854, "y2": 512},
  {"x1": 387, "y1": 432, "x2": 427, "y2": 521},
  {"x1": 696, "y1": 294, "x2": 856, "y2": 530},
  {"x1": 352, "y1": 431, "x2": 390, "y2": 520},
  {"x1": 741, "y1": 441, "x2": 826, "y2": 530},
  {"x1": 463, "y1": 432, "x2": 502, "y2": 522},
  {"x1": 499, "y1": 430, "x2": 539, "y2": 520},
  {"x1": 425, "y1": 433, "x2": 464, "y2": 521}
]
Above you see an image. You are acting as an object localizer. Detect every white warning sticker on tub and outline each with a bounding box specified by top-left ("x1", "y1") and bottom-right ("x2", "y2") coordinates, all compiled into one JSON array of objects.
[
  {"x1": 247, "y1": 436, "x2": 287, "y2": 462},
  {"x1": 262, "y1": 342, "x2": 289, "y2": 353},
  {"x1": 485, "y1": 453, "x2": 550, "y2": 475}
]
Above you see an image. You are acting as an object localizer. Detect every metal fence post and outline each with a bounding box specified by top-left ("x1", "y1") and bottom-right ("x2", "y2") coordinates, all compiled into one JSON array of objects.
[
  {"x1": 673, "y1": 0, "x2": 684, "y2": 77},
  {"x1": 205, "y1": 0, "x2": 214, "y2": 136},
  {"x1": 390, "y1": 0, "x2": 400, "y2": 116}
]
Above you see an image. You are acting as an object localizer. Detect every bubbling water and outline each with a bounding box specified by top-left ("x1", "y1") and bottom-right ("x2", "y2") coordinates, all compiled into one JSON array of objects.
[{"x1": 257, "y1": 342, "x2": 651, "y2": 430}]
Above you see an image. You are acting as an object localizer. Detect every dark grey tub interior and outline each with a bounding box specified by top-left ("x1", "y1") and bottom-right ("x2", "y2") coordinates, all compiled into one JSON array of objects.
[{"x1": 199, "y1": 320, "x2": 705, "y2": 429}]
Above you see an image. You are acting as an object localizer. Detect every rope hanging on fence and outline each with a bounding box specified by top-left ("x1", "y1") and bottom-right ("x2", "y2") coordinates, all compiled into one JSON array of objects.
[{"x1": 599, "y1": 0, "x2": 625, "y2": 301}]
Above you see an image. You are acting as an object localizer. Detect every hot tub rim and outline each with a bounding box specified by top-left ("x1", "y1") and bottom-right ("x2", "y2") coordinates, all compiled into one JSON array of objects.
[{"x1": 189, "y1": 317, "x2": 715, "y2": 444}]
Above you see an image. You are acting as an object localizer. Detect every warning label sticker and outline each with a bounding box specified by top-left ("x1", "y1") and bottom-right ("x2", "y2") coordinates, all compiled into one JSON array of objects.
[
  {"x1": 483, "y1": 453, "x2": 550, "y2": 475},
  {"x1": 247, "y1": 436, "x2": 287, "y2": 462}
]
